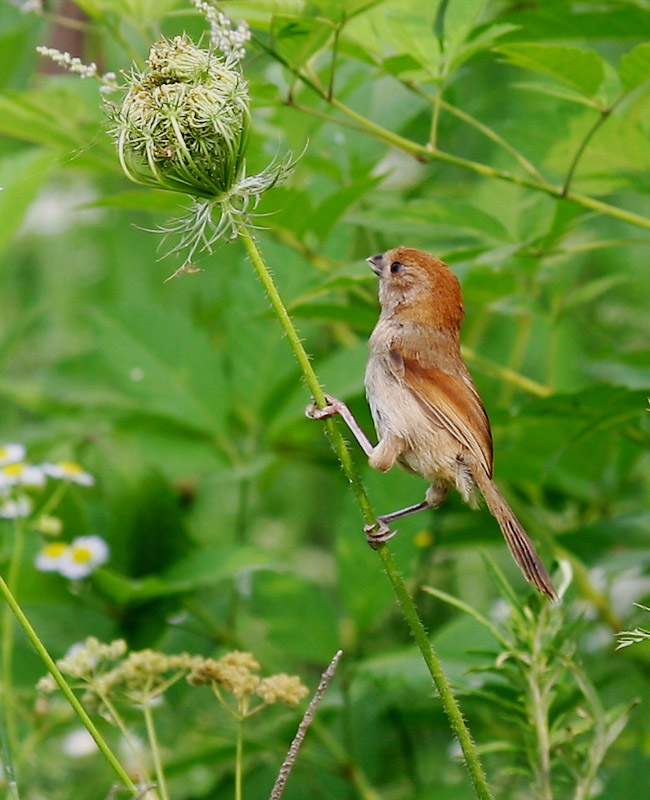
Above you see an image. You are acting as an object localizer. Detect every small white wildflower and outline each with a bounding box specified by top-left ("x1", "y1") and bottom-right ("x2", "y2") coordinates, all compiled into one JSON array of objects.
[
  {"x1": 190, "y1": 1, "x2": 251, "y2": 61},
  {"x1": 0, "y1": 495, "x2": 32, "y2": 519},
  {"x1": 0, "y1": 462, "x2": 46, "y2": 488},
  {"x1": 35, "y1": 46, "x2": 98, "y2": 78},
  {"x1": 58, "y1": 536, "x2": 109, "y2": 579},
  {"x1": 35, "y1": 541, "x2": 69, "y2": 572},
  {"x1": 42, "y1": 461, "x2": 94, "y2": 487},
  {"x1": 0, "y1": 443, "x2": 26, "y2": 467},
  {"x1": 62, "y1": 728, "x2": 98, "y2": 758}
]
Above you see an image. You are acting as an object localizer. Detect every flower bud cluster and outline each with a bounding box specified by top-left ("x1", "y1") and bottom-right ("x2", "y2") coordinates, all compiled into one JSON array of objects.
[
  {"x1": 112, "y1": 34, "x2": 250, "y2": 201},
  {"x1": 188, "y1": 650, "x2": 308, "y2": 707}
]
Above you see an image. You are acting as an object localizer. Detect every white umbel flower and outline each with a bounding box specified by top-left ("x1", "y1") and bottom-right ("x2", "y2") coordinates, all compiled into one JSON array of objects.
[
  {"x1": 0, "y1": 462, "x2": 46, "y2": 488},
  {"x1": 42, "y1": 461, "x2": 95, "y2": 486},
  {"x1": 0, "y1": 443, "x2": 26, "y2": 467},
  {"x1": 58, "y1": 536, "x2": 109, "y2": 579}
]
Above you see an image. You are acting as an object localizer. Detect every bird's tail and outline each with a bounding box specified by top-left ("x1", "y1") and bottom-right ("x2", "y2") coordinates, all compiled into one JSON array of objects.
[{"x1": 473, "y1": 469, "x2": 556, "y2": 601}]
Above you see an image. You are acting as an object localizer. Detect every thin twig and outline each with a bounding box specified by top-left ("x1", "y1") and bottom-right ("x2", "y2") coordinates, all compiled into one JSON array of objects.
[
  {"x1": 561, "y1": 109, "x2": 611, "y2": 196},
  {"x1": 270, "y1": 650, "x2": 343, "y2": 800}
]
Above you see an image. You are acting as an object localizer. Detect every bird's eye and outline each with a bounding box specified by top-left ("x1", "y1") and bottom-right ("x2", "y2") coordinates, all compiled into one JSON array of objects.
[{"x1": 390, "y1": 261, "x2": 404, "y2": 273}]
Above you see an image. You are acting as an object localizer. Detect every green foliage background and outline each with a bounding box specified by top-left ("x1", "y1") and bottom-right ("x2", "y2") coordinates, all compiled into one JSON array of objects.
[{"x1": 1, "y1": 0, "x2": 650, "y2": 797}]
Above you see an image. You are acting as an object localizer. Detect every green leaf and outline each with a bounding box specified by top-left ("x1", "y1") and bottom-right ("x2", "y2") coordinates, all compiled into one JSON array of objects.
[
  {"x1": 497, "y1": 44, "x2": 605, "y2": 97},
  {"x1": 89, "y1": 304, "x2": 229, "y2": 439},
  {"x1": 619, "y1": 43, "x2": 650, "y2": 90},
  {"x1": 443, "y1": 0, "x2": 486, "y2": 64},
  {"x1": 0, "y1": 148, "x2": 56, "y2": 259}
]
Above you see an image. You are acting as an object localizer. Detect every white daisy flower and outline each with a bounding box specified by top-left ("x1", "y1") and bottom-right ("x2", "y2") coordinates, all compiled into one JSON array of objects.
[
  {"x1": 0, "y1": 462, "x2": 46, "y2": 489},
  {"x1": 42, "y1": 461, "x2": 95, "y2": 487},
  {"x1": 58, "y1": 536, "x2": 109, "y2": 579},
  {"x1": 0, "y1": 443, "x2": 26, "y2": 467},
  {"x1": 0, "y1": 495, "x2": 32, "y2": 519},
  {"x1": 35, "y1": 541, "x2": 69, "y2": 572}
]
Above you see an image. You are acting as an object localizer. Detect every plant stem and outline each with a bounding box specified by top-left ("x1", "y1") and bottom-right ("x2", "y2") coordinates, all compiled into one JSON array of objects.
[
  {"x1": 142, "y1": 702, "x2": 169, "y2": 800},
  {"x1": 461, "y1": 346, "x2": 551, "y2": 398},
  {"x1": 235, "y1": 715, "x2": 243, "y2": 800},
  {"x1": 1, "y1": 519, "x2": 25, "y2": 756},
  {"x1": 428, "y1": 82, "x2": 444, "y2": 151},
  {"x1": 529, "y1": 612, "x2": 553, "y2": 800},
  {"x1": 100, "y1": 692, "x2": 154, "y2": 791},
  {"x1": 240, "y1": 229, "x2": 494, "y2": 800},
  {"x1": 561, "y1": 109, "x2": 611, "y2": 196},
  {"x1": 256, "y1": 36, "x2": 650, "y2": 233},
  {"x1": 0, "y1": 573, "x2": 137, "y2": 794}
]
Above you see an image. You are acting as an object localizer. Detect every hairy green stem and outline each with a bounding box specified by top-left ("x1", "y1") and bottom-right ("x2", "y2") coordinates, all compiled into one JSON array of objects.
[
  {"x1": 143, "y1": 702, "x2": 169, "y2": 800},
  {"x1": 240, "y1": 228, "x2": 493, "y2": 800},
  {"x1": 0, "y1": 573, "x2": 137, "y2": 794}
]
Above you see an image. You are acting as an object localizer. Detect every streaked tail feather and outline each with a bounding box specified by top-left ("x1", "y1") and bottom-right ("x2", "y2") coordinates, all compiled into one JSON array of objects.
[{"x1": 473, "y1": 469, "x2": 556, "y2": 601}]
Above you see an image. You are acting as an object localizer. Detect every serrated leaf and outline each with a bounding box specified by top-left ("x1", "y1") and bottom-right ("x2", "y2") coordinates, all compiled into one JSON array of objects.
[
  {"x1": 443, "y1": 0, "x2": 486, "y2": 64},
  {"x1": 497, "y1": 43, "x2": 605, "y2": 97},
  {"x1": 619, "y1": 42, "x2": 650, "y2": 90}
]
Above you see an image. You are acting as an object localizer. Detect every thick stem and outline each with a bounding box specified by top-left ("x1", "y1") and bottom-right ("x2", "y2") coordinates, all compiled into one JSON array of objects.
[
  {"x1": 142, "y1": 702, "x2": 169, "y2": 800},
  {"x1": 0, "y1": 573, "x2": 137, "y2": 794},
  {"x1": 240, "y1": 229, "x2": 493, "y2": 800}
]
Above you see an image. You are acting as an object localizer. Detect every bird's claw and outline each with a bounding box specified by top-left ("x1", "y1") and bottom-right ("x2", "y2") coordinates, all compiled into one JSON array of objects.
[
  {"x1": 364, "y1": 518, "x2": 398, "y2": 548},
  {"x1": 305, "y1": 394, "x2": 342, "y2": 421}
]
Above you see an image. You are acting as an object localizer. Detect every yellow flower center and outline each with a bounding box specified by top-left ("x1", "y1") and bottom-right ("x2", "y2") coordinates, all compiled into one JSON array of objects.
[
  {"x1": 58, "y1": 461, "x2": 83, "y2": 474},
  {"x1": 43, "y1": 543, "x2": 67, "y2": 558},
  {"x1": 0, "y1": 448, "x2": 7, "y2": 459},
  {"x1": 414, "y1": 529, "x2": 433, "y2": 548},
  {"x1": 2, "y1": 463, "x2": 25, "y2": 477},
  {"x1": 71, "y1": 547, "x2": 92, "y2": 563}
]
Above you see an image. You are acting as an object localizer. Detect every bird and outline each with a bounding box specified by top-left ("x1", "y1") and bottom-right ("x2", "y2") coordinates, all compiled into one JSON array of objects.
[{"x1": 306, "y1": 246, "x2": 555, "y2": 600}]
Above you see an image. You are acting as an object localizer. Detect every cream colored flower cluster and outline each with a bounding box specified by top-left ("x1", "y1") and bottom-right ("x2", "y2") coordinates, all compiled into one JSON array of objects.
[
  {"x1": 39, "y1": 640, "x2": 309, "y2": 713},
  {"x1": 188, "y1": 650, "x2": 309, "y2": 707}
]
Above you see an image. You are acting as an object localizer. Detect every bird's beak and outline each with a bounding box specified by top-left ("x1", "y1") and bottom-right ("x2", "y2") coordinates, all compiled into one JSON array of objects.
[{"x1": 366, "y1": 253, "x2": 383, "y2": 276}]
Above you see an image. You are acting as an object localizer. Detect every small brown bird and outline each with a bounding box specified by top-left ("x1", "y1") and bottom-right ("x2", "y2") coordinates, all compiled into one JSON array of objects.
[{"x1": 307, "y1": 246, "x2": 555, "y2": 600}]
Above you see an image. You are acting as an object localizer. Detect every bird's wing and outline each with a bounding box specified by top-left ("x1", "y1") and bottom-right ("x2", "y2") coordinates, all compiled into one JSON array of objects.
[{"x1": 387, "y1": 347, "x2": 493, "y2": 477}]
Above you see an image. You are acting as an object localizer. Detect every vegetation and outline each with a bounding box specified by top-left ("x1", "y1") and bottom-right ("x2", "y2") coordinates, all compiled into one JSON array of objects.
[{"x1": 1, "y1": 0, "x2": 650, "y2": 798}]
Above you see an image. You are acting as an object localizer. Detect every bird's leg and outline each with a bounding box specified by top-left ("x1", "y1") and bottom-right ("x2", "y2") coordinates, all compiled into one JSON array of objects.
[
  {"x1": 305, "y1": 394, "x2": 375, "y2": 457},
  {"x1": 306, "y1": 394, "x2": 395, "y2": 545},
  {"x1": 365, "y1": 485, "x2": 448, "y2": 547}
]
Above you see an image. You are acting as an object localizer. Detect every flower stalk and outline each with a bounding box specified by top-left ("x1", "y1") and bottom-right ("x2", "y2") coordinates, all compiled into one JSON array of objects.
[
  {"x1": 0, "y1": 576, "x2": 138, "y2": 794},
  {"x1": 240, "y1": 229, "x2": 494, "y2": 800}
]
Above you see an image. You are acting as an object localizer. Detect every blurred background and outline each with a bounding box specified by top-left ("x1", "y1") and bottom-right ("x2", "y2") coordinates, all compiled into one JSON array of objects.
[{"x1": 1, "y1": 0, "x2": 650, "y2": 797}]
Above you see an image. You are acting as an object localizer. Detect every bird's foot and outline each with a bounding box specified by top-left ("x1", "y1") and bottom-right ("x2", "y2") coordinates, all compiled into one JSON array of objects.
[
  {"x1": 364, "y1": 517, "x2": 398, "y2": 548},
  {"x1": 305, "y1": 394, "x2": 344, "y2": 421}
]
